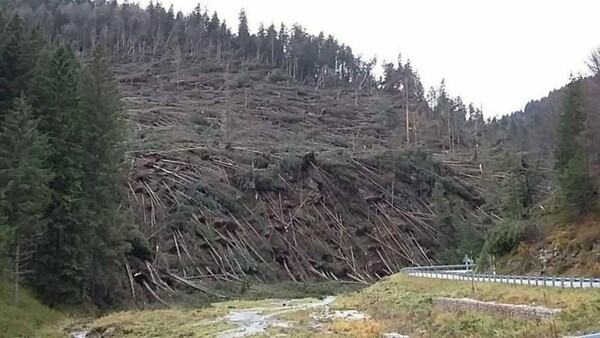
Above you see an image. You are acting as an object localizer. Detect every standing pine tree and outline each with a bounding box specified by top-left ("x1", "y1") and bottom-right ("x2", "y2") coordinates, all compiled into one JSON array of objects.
[
  {"x1": 0, "y1": 205, "x2": 8, "y2": 273},
  {"x1": 555, "y1": 79, "x2": 587, "y2": 173},
  {"x1": 554, "y1": 78, "x2": 595, "y2": 219},
  {"x1": 31, "y1": 46, "x2": 90, "y2": 305},
  {"x1": 79, "y1": 46, "x2": 130, "y2": 305},
  {"x1": 558, "y1": 148, "x2": 593, "y2": 219},
  {"x1": 432, "y1": 181, "x2": 454, "y2": 262},
  {"x1": 0, "y1": 15, "x2": 24, "y2": 113},
  {"x1": 237, "y1": 9, "x2": 251, "y2": 58},
  {"x1": 500, "y1": 155, "x2": 536, "y2": 219},
  {"x1": 0, "y1": 96, "x2": 52, "y2": 304},
  {"x1": 15, "y1": 25, "x2": 47, "y2": 99}
]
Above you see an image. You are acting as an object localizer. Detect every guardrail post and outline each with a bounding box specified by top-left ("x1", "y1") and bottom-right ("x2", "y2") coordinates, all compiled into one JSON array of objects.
[
  {"x1": 580, "y1": 277, "x2": 583, "y2": 288},
  {"x1": 570, "y1": 277, "x2": 574, "y2": 288}
]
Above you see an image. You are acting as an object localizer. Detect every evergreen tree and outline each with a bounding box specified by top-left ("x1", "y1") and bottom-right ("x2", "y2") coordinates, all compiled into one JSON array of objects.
[
  {"x1": 554, "y1": 79, "x2": 586, "y2": 173},
  {"x1": 454, "y1": 208, "x2": 483, "y2": 261},
  {"x1": 32, "y1": 46, "x2": 90, "y2": 305},
  {"x1": 15, "y1": 25, "x2": 47, "y2": 98},
  {"x1": 0, "y1": 10, "x2": 7, "y2": 46},
  {"x1": 554, "y1": 78, "x2": 594, "y2": 219},
  {"x1": 256, "y1": 23, "x2": 266, "y2": 62},
  {"x1": 500, "y1": 155, "x2": 535, "y2": 219},
  {"x1": 432, "y1": 182, "x2": 452, "y2": 227},
  {"x1": 0, "y1": 15, "x2": 24, "y2": 113},
  {"x1": 79, "y1": 46, "x2": 129, "y2": 304},
  {"x1": 432, "y1": 181, "x2": 454, "y2": 262},
  {"x1": 0, "y1": 207, "x2": 8, "y2": 272},
  {"x1": 266, "y1": 24, "x2": 277, "y2": 65},
  {"x1": 0, "y1": 96, "x2": 52, "y2": 284},
  {"x1": 557, "y1": 148, "x2": 593, "y2": 219},
  {"x1": 237, "y1": 9, "x2": 251, "y2": 57}
]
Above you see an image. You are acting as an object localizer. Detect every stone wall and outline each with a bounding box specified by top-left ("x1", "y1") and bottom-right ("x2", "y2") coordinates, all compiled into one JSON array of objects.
[{"x1": 433, "y1": 297, "x2": 561, "y2": 320}]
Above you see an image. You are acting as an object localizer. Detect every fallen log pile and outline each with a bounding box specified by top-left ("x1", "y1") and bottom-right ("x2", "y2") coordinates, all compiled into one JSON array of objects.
[{"x1": 117, "y1": 55, "x2": 493, "y2": 300}]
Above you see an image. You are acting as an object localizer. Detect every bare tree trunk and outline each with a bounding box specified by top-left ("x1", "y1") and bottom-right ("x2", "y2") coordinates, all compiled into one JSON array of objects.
[
  {"x1": 413, "y1": 111, "x2": 419, "y2": 146},
  {"x1": 405, "y1": 79, "x2": 410, "y2": 147},
  {"x1": 391, "y1": 151, "x2": 395, "y2": 206},
  {"x1": 226, "y1": 62, "x2": 231, "y2": 144},
  {"x1": 13, "y1": 244, "x2": 20, "y2": 306}
]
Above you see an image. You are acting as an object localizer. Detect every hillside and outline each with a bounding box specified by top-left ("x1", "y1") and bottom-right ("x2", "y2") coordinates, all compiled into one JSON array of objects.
[
  {"x1": 119, "y1": 53, "x2": 489, "y2": 292},
  {"x1": 483, "y1": 74, "x2": 600, "y2": 277},
  {"x1": 0, "y1": 281, "x2": 61, "y2": 338},
  {"x1": 1, "y1": 0, "x2": 600, "y2": 323}
]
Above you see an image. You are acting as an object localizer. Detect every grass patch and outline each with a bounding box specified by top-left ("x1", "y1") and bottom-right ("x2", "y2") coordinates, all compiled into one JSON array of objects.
[
  {"x1": 41, "y1": 298, "x2": 286, "y2": 338},
  {"x1": 41, "y1": 281, "x2": 362, "y2": 338},
  {"x1": 334, "y1": 274, "x2": 600, "y2": 337},
  {"x1": 0, "y1": 280, "x2": 62, "y2": 338}
]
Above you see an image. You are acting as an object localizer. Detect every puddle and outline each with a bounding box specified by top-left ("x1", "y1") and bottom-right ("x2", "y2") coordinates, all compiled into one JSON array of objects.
[
  {"x1": 70, "y1": 332, "x2": 88, "y2": 338},
  {"x1": 218, "y1": 310, "x2": 290, "y2": 338},
  {"x1": 312, "y1": 309, "x2": 370, "y2": 321},
  {"x1": 215, "y1": 296, "x2": 337, "y2": 338}
]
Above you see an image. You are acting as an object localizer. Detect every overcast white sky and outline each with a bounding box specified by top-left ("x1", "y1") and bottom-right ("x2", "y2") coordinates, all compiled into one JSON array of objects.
[{"x1": 137, "y1": 0, "x2": 599, "y2": 117}]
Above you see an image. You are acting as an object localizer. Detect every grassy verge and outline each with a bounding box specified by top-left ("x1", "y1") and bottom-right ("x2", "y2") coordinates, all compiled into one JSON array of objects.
[
  {"x1": 0, "y1": 280, "x2": 62, "y2": 338},
  {"x1": 35, "y1": 276, "x2": 600, "y2": 337},
  {"x1": 334, "y1": 274, "x2": 600, "y2": 337}
]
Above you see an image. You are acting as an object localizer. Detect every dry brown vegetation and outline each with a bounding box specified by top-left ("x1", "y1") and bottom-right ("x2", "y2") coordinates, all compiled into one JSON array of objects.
[{"x1": 499, "y1": 214, "x2": 600, "y2": 277}]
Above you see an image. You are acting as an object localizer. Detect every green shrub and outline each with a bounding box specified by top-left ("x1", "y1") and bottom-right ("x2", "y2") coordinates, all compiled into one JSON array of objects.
[
  {"x1": 318, "y1": 158, "x2": 357, "y2": 188},
  {"x1": 232, "y1": 169, "x2": 284, "y2": 193},
  {"x1": 190, "y1": 111, "x2": 212, "y2": 127},
  {"x1": 127, "y1": 230, "x2": 153, "y2": 261},
  {"x1": 265, "y1": 69, "x2": 290, "y2": 83},
  {"x1": 232, "y1": 73, "x2": 252, "y2": 88},
  {"x1": 484, "y1": 220, "x2": 526, "y2": 256}
]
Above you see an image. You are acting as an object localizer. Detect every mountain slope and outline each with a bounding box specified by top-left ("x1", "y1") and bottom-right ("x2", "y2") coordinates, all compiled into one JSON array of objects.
[{"x1": 121, "y1": 55, "x2": 489, "y2": 288}]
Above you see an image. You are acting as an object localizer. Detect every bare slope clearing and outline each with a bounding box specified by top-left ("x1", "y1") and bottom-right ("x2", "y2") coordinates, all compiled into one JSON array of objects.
[{"x1": 119, "y1": 55, "x2": 488, "y2": 298}]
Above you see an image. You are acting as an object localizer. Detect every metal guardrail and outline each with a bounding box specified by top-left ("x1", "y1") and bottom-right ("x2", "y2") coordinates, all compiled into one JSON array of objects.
[
  {"x1": 401, "y1": 265, "x2": 600, "y2": 289},
  {"x1": 568, "y1": 334, "x2": 600, "y2": 338},
  {"x1": 402, "y1": 265, "x2": 600, "y2": 338}
]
